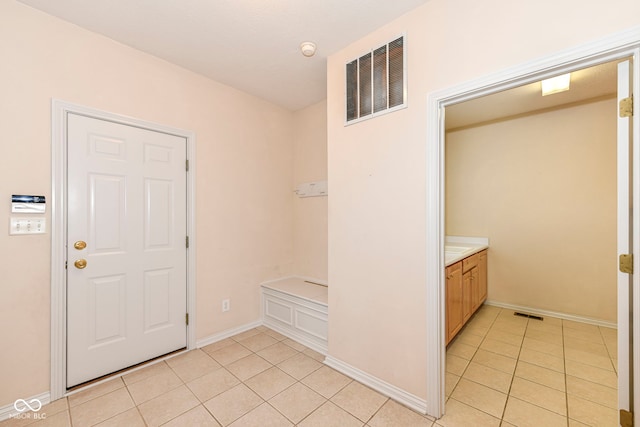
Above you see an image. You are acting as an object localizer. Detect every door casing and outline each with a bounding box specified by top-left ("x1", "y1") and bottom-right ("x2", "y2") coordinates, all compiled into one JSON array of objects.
[
  {"x1": 50, "y1": 100, "x2": 197, "y2": 400},
  {"x1": 425, "y1": 28, "x2": 640, "y2": 419}
]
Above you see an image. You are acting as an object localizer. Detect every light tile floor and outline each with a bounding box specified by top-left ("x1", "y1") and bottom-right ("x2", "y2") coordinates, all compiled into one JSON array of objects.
[
  {"x1": 1, "y1": 307, "x2": 618, "y2": 427},
  {"x1": 443, "y1": 305, "x2": 618, "y2": 427},
  {"x1": 0, "y1": 326, "x2": 436, "y2": 427}
]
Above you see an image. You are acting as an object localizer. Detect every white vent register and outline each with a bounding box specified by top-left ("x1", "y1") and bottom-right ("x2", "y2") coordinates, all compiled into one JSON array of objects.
[{"x1": 345, "y1": 35, "x2": 406, "y2": 124}]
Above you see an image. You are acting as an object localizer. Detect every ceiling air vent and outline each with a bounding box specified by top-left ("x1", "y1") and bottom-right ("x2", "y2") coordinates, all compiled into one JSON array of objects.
[{"x1": 346, "y1": 35, "x2": 406, "y2": 124}]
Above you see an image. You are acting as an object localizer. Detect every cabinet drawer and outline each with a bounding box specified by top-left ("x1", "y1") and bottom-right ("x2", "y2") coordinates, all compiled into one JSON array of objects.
[
  {"x1": 446, "y1": 261, "x2": 462, "y2": 277},
  {"x1": 462, "y1": 253, "x2": 478, "y2": 272}
]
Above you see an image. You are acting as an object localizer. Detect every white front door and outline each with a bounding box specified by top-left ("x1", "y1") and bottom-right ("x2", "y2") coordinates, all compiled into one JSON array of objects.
[{"x1": 66, "y1": 113, "x2": 188, "y2": 387}]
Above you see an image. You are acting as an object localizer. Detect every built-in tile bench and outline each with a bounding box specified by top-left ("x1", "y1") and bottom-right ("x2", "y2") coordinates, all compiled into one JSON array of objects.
[{"x1": 261, "y1": 277, "x2": 328, "y2": 354}]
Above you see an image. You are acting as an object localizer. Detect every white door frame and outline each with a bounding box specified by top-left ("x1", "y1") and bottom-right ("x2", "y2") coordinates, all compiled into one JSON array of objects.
[
  {"x1": 426, "y1": 27, "x2": 640, "y2": 419},
  {"x1": 50, "y1": 100, "x2": 197, "y2": 400}
]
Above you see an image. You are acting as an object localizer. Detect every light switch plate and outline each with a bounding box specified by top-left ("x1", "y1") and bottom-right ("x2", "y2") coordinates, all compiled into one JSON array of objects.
[{"x1": 10, "y1": 218, "x2": 46, "y2": 235}]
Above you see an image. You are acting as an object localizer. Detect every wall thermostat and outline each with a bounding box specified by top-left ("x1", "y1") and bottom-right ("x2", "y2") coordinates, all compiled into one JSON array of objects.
[{"x1": 12, "y1": 195, "x2": 46, "y2": 213}]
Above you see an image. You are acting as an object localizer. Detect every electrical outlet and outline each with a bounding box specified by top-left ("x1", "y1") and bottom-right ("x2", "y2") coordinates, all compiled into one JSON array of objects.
[{"x1": 222, "y1": 299, "x2": 230, "y2": 312}]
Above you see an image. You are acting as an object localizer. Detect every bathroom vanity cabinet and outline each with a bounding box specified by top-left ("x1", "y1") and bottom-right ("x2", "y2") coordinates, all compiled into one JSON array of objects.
[
  {"x1": 446, "y1": 249, "x2": 488, "y2": 345},
  {"x1": 446, "y1": 261, "x2": 464, "y2": 342}
]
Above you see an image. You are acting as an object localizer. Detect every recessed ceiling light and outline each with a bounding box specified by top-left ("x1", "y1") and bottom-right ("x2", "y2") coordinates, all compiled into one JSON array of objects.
[{"x1": 541, "y1": 73, "x2": 571, "y2": 96}]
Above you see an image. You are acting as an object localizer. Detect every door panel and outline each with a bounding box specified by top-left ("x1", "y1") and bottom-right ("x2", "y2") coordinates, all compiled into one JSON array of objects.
[
  {"x1": 89, "y1": 274, "x2": 126, "y2": 347},
  {"x1": 91, "y1": 174, "x2": 126, "y2": 251},
  {"x1": 144, "y1": 269, "x2": 173, "y2": 332},
  {"x1": 145, "y1": 179, "x2": 174, "y2": 248},
  {"x1": 67, "y1": 113, "x2": 187, "y2": 387}
]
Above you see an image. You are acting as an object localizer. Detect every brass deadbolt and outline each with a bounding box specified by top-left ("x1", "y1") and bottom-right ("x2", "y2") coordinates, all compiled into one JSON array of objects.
[{"x1": 74, "y1": 241, "x2": 87, "y2": 250}]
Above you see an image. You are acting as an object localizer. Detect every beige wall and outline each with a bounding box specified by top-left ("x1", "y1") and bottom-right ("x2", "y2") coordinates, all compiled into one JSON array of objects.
[
  {"x1": 446, "y1": 98, "x2": 617, "y2": 322},
  {"x1": 327, "y1": 0, "x2": 640, "y2": 401},
  {"x1": 292, "y1": 101, "x2": 328, "y2": 281},
  {"x1": 0, "y1": 1, "x2": 296, "y2": 407}
]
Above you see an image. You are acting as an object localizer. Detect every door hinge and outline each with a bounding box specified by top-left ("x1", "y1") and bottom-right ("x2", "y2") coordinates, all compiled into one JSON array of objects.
[
  {"x1": 620, "y1": 254, "x2": 633, "y2": 274},
  {"x1": 186, "y1": 236, "x2": 189, "y2": 249},
  {"x1": 186, "y1": 159, "x2": 189, "y2": 171},
  {"x1": 620, "y1": 409, "x2": 633, "y2": 427},
  {"x1": 185, "y1": 313, "x2": 189, "y2": 326},
  {"x1": 620, "y1": 95, "x2": 634, "y2": 118}
]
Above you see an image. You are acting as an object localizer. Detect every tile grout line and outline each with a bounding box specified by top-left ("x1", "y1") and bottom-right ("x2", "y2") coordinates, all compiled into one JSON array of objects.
[
  {"x1": 497, "y1": 309, "x2": 529, "y2": 425},
  {"x1": 150, "y1": 334, "x2": 297, "y2": 426},
  {"x1": 145, "y1": 359, "x2": 203, "y2": 427},
  {"x1": 7, "y1": 329, "x2": 394, "y2": 427},
  {"x1": 562, "y1": 320, "x2": 569, "y2": 427},
  {"x1": 446, "y1": 306, "x2": 508, "y2": 424},
  {"x1": 361, "y1": 396, "x2": 391, "y2": 426},
  {"x1": 206, "y1": 331, "x2": 370, "y2": 426},
  {"x1": 125, "y1": 376, "x2": 150, "y2": 427},
  {"x1": 207, "y1": 338, "x2": 302, "y2": 425},
  {"x1": 445, "y1": 309, "x2": 493, "y2": 400},
  {"x1": 473, "y1": 307, "x2": 506, "y2": 426},
  {"x1": 598, "y1": 325, "x2": 618, "y2": 375},
  {"x1": 524, "y1": 320, "x2": 618, "y2": 423},
  {"x1": 135, "y1": 405, "x2": 149, "y2": 427},
  {"x1": 68, "y1": 397, "x2": 76, "y2": 427},
  {"x1": 564, "y1": 323, "x2": 619, "y2": 424},
  {"x1": 445, "y1": 308, "x2": 619, "y2": 427},
  {"x1": 207, "y1": 335, "x2": 293, "y2": 425},
  {"x1": 288, "y1": 374, "x2": 355, "y2": 426}
]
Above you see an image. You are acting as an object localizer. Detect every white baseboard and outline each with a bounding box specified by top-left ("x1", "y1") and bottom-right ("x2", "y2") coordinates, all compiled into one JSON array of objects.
[
  {"x1": 196, "y1": 315, "x2": 328, "y2": 355},
  {"x1": 0, "y1": 391, "x2": 51, "y2": 422},
  {"x1": 324, "y1": 355, "x2": 427, "y2": 415},
  {"x1": 196, "y1": 319, "x2": 263, "y2": 348},
  {"x1": 262, "y1": 318, "x2": 328, "y2": 355},
  {"x1": 485, "y1": 300, "x2": 617, "y2": 329}
]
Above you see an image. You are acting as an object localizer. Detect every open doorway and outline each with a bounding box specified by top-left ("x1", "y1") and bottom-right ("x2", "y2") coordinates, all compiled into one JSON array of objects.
[
  {"x1": 445, "y1": 61, "x2": 619, "y2": 325},
  {"x1": 442, "y1": 60, "x2": 620, "y2": 425},
  {"x1": 425, "y1": 37, "x2": 640, "y2": 423}
]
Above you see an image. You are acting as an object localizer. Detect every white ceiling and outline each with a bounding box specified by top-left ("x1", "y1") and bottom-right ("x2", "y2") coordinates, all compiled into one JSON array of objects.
[
  {"x1": 17, "y1": 0, "x2": 429, "y2": 111},
  {"x1": 446, "y1": 60, "x2": 619, "y2": 130}
]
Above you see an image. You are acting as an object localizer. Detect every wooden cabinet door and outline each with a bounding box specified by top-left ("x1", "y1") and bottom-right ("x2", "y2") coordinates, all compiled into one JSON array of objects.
[
  {"x1": 462, "y1": 269, "x2": 473, "y2": 323},
  {"x1": 470, "y1": 266, "x2": 480, "y2": 312},
  {"x1": 478, "y1": 250, "x2": 488, "y2": 304},
  {"x1": 446, "y1": 262, "x2": 463, "y2": 345}
]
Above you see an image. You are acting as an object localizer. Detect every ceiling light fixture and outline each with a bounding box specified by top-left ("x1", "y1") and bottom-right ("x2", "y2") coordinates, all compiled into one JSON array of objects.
[
  {"x1": 541, "y1": 73, "x2": 571, "y2": 96},
  {"x1": 300, "y1": 41, "x2": 316, "y2": 57}
]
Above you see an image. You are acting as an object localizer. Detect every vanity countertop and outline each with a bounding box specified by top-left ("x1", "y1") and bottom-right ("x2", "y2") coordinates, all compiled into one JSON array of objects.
[{"x1": 445, "y1": 236, "x2": 489, "y2": 267}]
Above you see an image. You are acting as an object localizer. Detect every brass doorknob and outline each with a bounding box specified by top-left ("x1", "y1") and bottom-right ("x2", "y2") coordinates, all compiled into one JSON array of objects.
[
  {"x1": 74, "y1": 259, "x2": 87, "y2": 269},
  {"x1": 74, "y1": 241, "x2": 87, "y2": 250}
]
